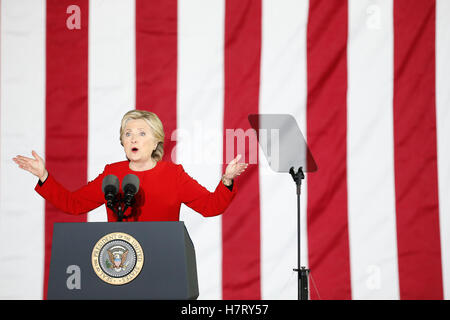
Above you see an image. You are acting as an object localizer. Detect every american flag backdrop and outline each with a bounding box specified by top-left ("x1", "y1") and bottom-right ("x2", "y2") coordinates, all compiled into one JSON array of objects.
[{"x1": 0, "y1": 0, "x2": 449, "y2": 300}]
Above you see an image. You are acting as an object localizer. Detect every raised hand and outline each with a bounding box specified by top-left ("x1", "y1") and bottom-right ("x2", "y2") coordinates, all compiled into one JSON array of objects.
[
  {"x1": 223, "y1": 154, "x2": 248, "y2": 185},
  {"x1": 12, "y1": 150, "x2": 48, "y2": 182}
]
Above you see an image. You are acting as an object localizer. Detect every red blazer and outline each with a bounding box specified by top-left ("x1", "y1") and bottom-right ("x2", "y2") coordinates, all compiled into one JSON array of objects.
[{"x1": 35, "y1": 160, "x2": 237, "y2": 221}]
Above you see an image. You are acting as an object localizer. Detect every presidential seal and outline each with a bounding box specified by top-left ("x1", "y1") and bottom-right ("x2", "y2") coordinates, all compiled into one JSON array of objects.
[{"x1": 91, "y1": 232, "x2": 144, "y2": 285}]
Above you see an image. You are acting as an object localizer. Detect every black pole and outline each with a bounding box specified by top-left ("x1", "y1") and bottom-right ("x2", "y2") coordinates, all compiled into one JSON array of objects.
[
  {"x1": 117, "y1": 205, "x2": 123, "y2": 222},
  {"x1": 106, "y1": 201, "x2": 123, "y2": 222},
  {"x1": 289, "y1": 166, "x2": 309, "y2": 300},
  {"x1": 300, "y1": 267, "x2": 309, "y2": 300}
]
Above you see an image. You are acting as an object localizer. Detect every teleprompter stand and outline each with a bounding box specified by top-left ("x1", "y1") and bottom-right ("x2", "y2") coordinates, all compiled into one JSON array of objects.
[
  {"x1": 289, "y1": 166, "x2": 310, "y2": 300},
  {"x1": 248, "y1": 114, "x2": 317, "y2": 300}
]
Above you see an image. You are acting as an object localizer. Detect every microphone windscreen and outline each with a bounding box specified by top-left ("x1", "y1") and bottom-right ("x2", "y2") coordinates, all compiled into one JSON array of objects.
[
  {"x1": 102, "y1": 174, "x2": 120, "y2": 194},
  {"x1": 122, "y1": 174, "x2": 140, "y2": 194}
]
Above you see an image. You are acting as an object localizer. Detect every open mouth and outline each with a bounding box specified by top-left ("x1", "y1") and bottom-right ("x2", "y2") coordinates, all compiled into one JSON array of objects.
[{"x1": 131, "y1": 147, "x2": 139, "y2": 153}]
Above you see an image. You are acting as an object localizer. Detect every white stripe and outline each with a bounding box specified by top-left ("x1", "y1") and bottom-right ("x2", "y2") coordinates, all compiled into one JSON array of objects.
[
  {"x1": 436, "y1": 0, "x2": 450, "y2": 300},
  {"x1": 177, "y1": 0, "x2": 225, "y2": 299},
  {"x1": 0, "y1": 0, "x2": 46, "y2": 299},
  {"x1": 87, "y1": 0, "x2": 136, "y2": 222},
  {"x1": 259, "y1": 0, "x2": 309, "y2": 299},
  {"x1": 347, "y1": 0, "x2": 399, "y2": 299}
]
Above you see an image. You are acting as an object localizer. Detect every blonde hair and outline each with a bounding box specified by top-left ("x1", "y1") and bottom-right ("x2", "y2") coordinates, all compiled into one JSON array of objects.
[{"x1": 120, "y1": 110, "x2": 165, "y2": 162}]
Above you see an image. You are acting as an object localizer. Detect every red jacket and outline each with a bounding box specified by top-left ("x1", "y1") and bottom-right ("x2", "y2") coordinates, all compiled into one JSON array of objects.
[{"x1": 35, "y1": 160, "x2": 237, "y2": 221}]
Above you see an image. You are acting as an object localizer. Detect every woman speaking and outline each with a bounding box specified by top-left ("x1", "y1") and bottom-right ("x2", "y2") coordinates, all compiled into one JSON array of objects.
[{"x1": 12, "y1": 110, "x2": 248, "y2": 221}]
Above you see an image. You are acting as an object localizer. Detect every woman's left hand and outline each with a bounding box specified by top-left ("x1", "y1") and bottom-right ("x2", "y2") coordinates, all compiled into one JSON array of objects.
[{"x1": 223, "y1": 154, "x2": 248, "y2": 184}]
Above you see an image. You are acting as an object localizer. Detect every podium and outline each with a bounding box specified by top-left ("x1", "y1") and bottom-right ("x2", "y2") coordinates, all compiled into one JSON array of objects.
[{"x1": 47, "y1": 221, "x2": 199, "y2": 300}]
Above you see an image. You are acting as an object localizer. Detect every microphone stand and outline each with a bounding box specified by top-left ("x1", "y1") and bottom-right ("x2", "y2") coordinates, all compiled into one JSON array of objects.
[
  {"x1": 289, "y1": 166, "x2": 310, "y2": 300},
  {"x1": 106, "y1": 198, "x2": 124, "y2": 222}
]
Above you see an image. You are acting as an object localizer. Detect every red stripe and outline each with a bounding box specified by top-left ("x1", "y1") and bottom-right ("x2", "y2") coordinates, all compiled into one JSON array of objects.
[
  {"x1": 222, "y1": 0, "x2": 261, "y2": 299},
  {"x1": 135, "y1": 0, "x2": 177, "y2": 162},
  {"x1": 44, "y1": 1, "x2": 89, "y2": 299},
  {"x1": 306, "y1": 0, "x2": 352, "y2": 300},
  {"x1": 393, "y1": 0, "x2": 443, "y2": 300}
]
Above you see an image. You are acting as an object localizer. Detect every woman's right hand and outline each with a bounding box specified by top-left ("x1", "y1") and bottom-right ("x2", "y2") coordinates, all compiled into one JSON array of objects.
[{"x1": 13, "y1": 150, "x2": 48, "y2": 182}]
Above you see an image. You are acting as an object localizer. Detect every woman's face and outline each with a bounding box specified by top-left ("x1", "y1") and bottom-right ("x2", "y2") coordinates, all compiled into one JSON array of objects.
[{"x1": 122, "y1": 119, "x2": 158, "y2": 164}]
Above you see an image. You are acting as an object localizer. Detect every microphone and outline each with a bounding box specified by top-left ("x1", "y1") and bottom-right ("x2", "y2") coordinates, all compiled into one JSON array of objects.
[
  {"x1": 122, "y1": 174, "x2": 140, "y2": 212},
  {"x1": 102, "y1": 175, "x2": 120, "y2": 207}
]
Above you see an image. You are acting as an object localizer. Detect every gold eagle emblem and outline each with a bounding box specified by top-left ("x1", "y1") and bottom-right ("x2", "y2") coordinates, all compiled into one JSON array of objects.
[{"x1": 107, "y1": 248, "x2": 129, "y2": 271}]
